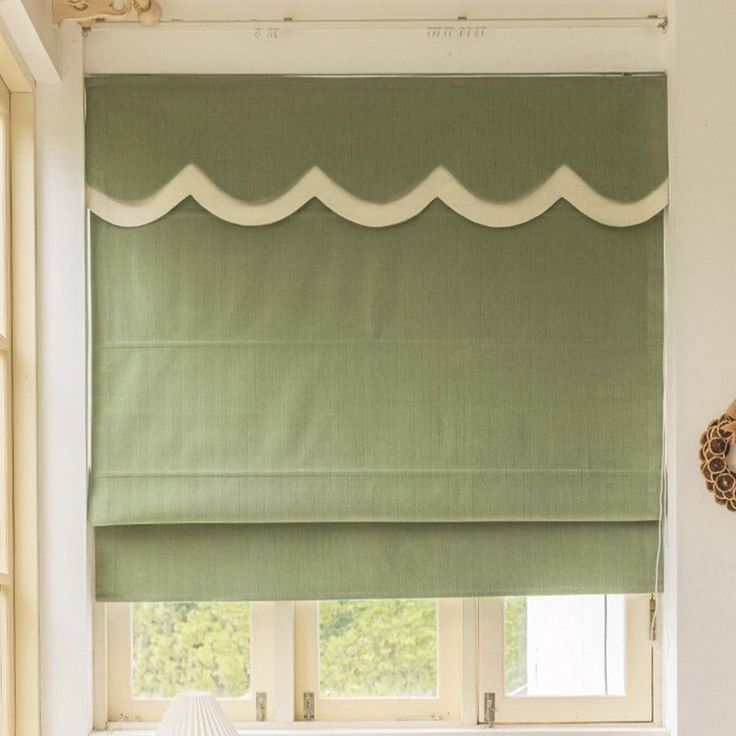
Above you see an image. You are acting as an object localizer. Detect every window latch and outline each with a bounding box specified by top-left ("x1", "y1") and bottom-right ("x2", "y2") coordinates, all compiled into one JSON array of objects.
[
  {"x1": 303, "y1": 691, "x2": 315, "y2": 721},
  {"x1": 483, "y1": 692, "x2": 496, "y2": 727}
]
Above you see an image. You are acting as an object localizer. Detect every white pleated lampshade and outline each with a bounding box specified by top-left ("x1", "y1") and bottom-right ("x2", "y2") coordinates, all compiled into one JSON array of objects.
[{"x1": 156, "y1": 692, "x2": 238, "y2": 736}]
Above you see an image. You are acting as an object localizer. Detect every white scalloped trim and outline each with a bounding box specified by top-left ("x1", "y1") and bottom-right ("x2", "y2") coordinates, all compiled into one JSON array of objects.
[{"x1": 87, "y1": 164, "x2": 668, "y2": 228}]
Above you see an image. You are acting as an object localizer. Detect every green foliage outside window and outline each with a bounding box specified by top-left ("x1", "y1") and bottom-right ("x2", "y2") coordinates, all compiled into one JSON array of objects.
[
  {"x1": 504, "y1": 597, "x2": 528, "y2": 695},
  {"x1": 131, "y1": 599, "x2": 439, "y2": 700},
  {"x1": 132, "y1": 602, "x2": 251, "y2": 698},
  {"x1": 319, "y1": 599, "x2": 438, "y2": 698}
]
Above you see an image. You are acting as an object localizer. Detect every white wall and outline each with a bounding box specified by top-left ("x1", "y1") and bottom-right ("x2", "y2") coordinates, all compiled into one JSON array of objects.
[
  {"x1": 665, "y1": 2, "x2": 736, "y2": 735},
  {"x1": 35, "y1": 22, "x2": 91, "y2": 736}
]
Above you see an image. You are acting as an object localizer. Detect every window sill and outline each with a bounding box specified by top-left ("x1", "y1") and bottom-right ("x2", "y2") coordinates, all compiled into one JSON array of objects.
[{"x1": 92, "y1": 724, "x2": 668, "y2": 736}]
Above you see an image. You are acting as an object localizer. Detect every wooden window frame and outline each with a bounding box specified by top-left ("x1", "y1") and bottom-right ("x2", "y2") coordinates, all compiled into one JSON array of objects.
[
  {"x1": 100, "y1": 594, "x2": 656, "y2": 728},
  {"x1": 293, "y1": 599, "x2": 463, "y2": 722},
  {"x1": 105, "y1": 602, "x2": 278, "y2": 724},
  {"x1": 0, "y1": 77, "x2": 14, "y2": 736},
  {"x1": 0, "y1": 69, "x2": 39, "y2": 736},
  {"x1": 477, "y1": 594, "x2": 653, "y2": 725}
]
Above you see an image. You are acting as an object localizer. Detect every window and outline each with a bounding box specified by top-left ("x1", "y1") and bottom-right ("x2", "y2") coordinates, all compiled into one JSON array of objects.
[
  {"x1": 478, "y1": 594, "x2": 653, "y2": 724},
  {"x1": 294, "y1": 599, "x2": 462, "y2": 721},
  {"x1": 106, "y1": 602, "x2": 275, "y2": 723},
  {"x1": 102, "y1": 594, "x2": 655, "y2": 726},
  {"x1": 132, "y1": 603, "x2": 252, "y2": 698}
]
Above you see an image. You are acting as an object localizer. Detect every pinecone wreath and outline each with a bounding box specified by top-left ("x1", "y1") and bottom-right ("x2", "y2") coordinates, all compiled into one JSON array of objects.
[{"x1": 700, "y1": 399, "x2": 736, "y2": 510}]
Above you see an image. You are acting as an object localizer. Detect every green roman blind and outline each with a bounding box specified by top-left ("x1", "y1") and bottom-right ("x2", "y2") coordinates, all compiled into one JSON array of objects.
[{"x1": 87, "y1": 75, "x2": 667, "y2": 601}]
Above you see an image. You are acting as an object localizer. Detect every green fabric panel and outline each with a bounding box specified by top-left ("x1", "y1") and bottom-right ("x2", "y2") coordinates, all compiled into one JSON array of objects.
[
  {"x1": 90, "y1": 201, "x2": 663, "y2": 527},
  {"x1": 85, "y1": 75, "x2": 667, "y2": 203},
  {"x1": 95, "y1": 522, "x2": 661, "y2": 601}
]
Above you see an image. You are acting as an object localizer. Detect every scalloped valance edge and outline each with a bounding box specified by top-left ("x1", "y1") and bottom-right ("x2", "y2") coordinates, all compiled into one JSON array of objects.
[{"x1": 87, "y1": 164, "x2": 669, "y2": 228}]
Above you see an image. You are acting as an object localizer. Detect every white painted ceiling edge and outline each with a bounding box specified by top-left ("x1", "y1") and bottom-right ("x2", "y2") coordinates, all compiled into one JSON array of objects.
[{"x1": 87, "y1": 164, "x2": 669, "y2": 229}]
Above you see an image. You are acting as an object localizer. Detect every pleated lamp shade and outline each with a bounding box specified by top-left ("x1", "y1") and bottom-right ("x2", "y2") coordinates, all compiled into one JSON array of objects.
[{"x1": 156, "y1": 692, "x2": 238, "y2": 736}]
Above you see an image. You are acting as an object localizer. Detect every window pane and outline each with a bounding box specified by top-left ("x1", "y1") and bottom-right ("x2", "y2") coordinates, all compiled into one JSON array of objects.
[
  {"x1": 319, "y1": 599, "x2": 437, "y2": 698},
  {"x1": 132, "y1": 602, "x2": 251, "y2": 698},
  {"x1": 504, "y1": 595, "x2": 625, "y2": 697}
]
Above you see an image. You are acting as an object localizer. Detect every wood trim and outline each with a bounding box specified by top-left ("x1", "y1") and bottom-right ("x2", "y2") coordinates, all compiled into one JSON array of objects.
[{"x1": 10, "y1": 90, "x2": 38, "y2": 736}]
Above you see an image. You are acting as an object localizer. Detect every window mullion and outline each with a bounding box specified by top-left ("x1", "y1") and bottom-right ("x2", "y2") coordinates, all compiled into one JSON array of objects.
[
  {"x1": 92, "y1": 603, "x2": 109, "y2": 731},
  {"x1": 292, "y1": 601, "x2": 317, "y2": 721},
  {"x1": 476, "y1": 598, "x2": 504, "y2": 724},
  {"x1": 459, "y1": 598, "x2": 478, "y2": 725},
  {"x1": 272, "y1": 601, "x2": 295, "y2": 722},
  {"x1": 249, "y1": 601, "x2": 278, "y2": 723}
]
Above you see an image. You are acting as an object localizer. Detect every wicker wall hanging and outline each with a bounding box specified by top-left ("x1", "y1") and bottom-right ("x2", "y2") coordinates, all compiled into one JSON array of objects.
[{"x1": 700, "y1": 399, "x2": 736, "y2": 510}]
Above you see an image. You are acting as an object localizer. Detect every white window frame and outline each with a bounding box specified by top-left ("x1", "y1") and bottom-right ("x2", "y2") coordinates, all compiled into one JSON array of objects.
[
  {"x1": 8, "y1": 80, "x2": 38, "y2": 736},
  {"x1": 0, "y1": 76, "x2": 14, "y2": 736},
  {"x1": 477, "y1": 594, "x2": 653, "y2": 725},
  {"x1": 0, "y1": 70, "x2": 38, "y2": 736},
  {"x1": 99, "y1": 594, "x2": 656, "y2": 728},
  {"x1": 105, "y1": 602, "x2": 278, "y2": 725}
]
